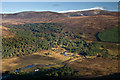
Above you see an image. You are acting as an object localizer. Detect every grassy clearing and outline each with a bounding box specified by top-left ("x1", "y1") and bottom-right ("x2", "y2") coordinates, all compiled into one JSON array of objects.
[
  {"x1": 34, "y1": 50, "x2": 71, "y2": 62},
  {"x1": 2, "y1": 47, "x2": 81, "y2": 73},
  {"x1": 107, "y1": 49, "x2": 119, "y2": 56},
  {"x1": 102, "y1": 42, "x2": 119, "y2": 59},
  {"x1": 2, "y1": 44, "x2": 105, "y2": 73},
  {"x1": 67, "y1": 57, "x2": 119, "y2": 77},
  {"x1": 2, "y1": 54, "x2": 61, "y2": 73}
]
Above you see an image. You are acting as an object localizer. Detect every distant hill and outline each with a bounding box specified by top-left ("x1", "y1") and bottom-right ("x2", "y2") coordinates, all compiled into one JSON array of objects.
[
  {"x1": 1, "y1": 10, "x2": 119, "y2": 41},
  {"x1": 2, "y1": 11, "x2": 67, "y2": 19},
  {"x1": 1, "y1": 10, "x2": 118, "y2": 19},
  {"x1": 65, "y1": 10, "x2": 118, "y2": 17}
]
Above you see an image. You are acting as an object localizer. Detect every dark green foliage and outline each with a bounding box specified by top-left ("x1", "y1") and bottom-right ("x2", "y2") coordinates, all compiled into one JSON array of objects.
[
  {"x1": 43, "y1": 67, "x2": 76, "y2": 77},
  {"x1": 2, "y1": 23, "x2": 63, "y2": 58},
  {"x1": 97, "y1": 28, "x2": 120, "y2": 43},
  {"x1": 3, "y1": 67, "x2": 77, "y2": 80},
  {"x1": 63, "y1": 40, "x2": 108, "y2": 57},
  {"x1": 45, "y1": 53, "x2": 50, "y2": 55},
  {"x1": 2, "y1": 23, "x2": 109, "y2": 58}
]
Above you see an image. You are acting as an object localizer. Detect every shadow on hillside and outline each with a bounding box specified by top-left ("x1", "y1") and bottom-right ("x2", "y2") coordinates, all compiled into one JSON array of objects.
[
  {"x1": 95, "y1": 32, "x2": 101, "y2": 41},
  {"x1": 2, "y1": 72, "x2": 120, "y2": 80}
]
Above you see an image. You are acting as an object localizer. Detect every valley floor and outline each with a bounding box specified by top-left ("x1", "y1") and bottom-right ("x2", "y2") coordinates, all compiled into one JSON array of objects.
[{"x1": 2, "y1": 49, "x2": 119, "y2": 78}]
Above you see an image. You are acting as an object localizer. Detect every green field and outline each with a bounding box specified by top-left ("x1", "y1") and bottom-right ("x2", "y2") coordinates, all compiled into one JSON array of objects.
[{"x1": 97, "y1": 28, "x2": 120, "y2": 43}]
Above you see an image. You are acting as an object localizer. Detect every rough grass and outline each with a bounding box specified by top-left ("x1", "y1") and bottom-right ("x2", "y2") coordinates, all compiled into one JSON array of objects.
[
  {"x1": 2, "y1": 54, "x2": 61, "y2": 73},
  {"x1": 67, "y1": 57, "x2": 119, "y2": 77},
  {"x1": 103, "y1": 42, "x2": 119, "y2": 59},
  {"x1": 2, "y1": 47, "x2": 81, "y2": 73}
]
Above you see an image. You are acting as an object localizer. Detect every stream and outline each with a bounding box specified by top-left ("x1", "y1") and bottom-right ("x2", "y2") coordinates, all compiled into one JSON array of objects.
[{"x1": 62, "y1": 51, "x2": 74, "y2": 56}]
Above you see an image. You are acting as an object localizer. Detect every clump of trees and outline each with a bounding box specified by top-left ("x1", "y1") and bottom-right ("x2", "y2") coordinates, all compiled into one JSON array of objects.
[
  {"x1": 2, "y1": 23, "x2": 109, "y2": 58},
  {"x1": 2, "y1": 23, "x2": 63, "y2": 58},
  {"x1": 61, "y1": 40, "x2": 108, "y2": 57},
  {"x1": 4, "y1": 67, "x2": 77, "y2": 80}
]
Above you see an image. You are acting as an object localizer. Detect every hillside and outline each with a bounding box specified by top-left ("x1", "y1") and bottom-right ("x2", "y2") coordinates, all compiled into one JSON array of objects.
[
  {"x1": 1, "y1": 10, "x2": 120, "y2": 80},
  {"x1": 2, "y1": 10, "x2": 119, "y2": 41},
  {"x1": 2, "y1": 10, "x2": 118, "y2": 19},
  {"x1": 65, "y1": 10, "x2": 118, "y2": 16}
]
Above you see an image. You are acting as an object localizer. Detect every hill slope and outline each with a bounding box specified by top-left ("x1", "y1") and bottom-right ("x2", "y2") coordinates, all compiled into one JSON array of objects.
[{"x1": 1, "y1": 10, "x2": 119, "y2": 41}]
